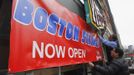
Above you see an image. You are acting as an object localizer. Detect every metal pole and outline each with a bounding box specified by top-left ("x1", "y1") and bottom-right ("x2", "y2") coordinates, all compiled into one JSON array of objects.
[{"x1": 59, "y1": 67, "x2": 62, "y2": 75}]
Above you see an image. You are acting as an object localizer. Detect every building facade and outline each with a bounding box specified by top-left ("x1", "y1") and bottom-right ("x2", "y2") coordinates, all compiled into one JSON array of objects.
[{"x1": 0, "y1": 0, "x2": 120, "y2": 75}]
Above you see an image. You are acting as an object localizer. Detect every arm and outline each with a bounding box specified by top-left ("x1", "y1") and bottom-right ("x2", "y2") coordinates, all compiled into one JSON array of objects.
[
  {"x1": 99, "y1": 35, "x2": 117, "y2": 48},
  {"x1": 94, "y1": 62, "x2": 120, "y2": 75}
]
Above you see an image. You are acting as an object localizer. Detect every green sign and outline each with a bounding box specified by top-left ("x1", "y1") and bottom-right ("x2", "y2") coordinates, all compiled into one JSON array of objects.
[{"x1": 84, "y1": 0, "x2": 105, "y2": 30}]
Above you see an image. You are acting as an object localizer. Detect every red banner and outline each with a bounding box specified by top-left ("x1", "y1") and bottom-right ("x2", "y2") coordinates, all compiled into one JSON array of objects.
[{"x1": 9, "y1": 0, "x2": 103, "y2": 73}]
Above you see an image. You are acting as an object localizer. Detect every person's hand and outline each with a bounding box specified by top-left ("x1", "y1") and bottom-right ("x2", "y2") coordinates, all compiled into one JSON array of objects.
[
  {"x1": 88, "y1": 62, "x2": 95, "y2": 68},
  {"x1": 95, "y1": 28, "x2": 101, "y2": 34},
  {"x1": 99, "y1": 26, "x2": 106, "y2": 36},
  {"x1": 102, "y1": 58, "x2": 107, "y2": 64}
]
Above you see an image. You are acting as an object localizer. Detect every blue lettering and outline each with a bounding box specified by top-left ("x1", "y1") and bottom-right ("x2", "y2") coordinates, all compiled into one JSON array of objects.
[
  {"x1": 33, "y1": 8, "x2": 48, "y2": 31},
  {"x1": 13, "y1": 0, "x2": 99, "y2": 48},
  {"x1": 14, "y1": 0, "x2": 33, "y2": 25},
  {"x1": 87, "y1": 33, "x2": 91, "y2": 45},
  {"x1": 73, "y1": 26, "x2": 80, "y2": 42},
  {"x1": 96, "y1": 38, "x2": 99, "y2": 47},
  {"x1": 91, "y1": 36, "x2": 97, "y2": 47},
  {"x1": 65, "y1": 23, "x2": 73, "y2": 40},
  {"x1": 58, "y1": 19, "x2": 66, "y2": 37},
  {"x1": 47, "y1": 14, "x2": 59, "y2": 35},
  {"x1": 81, "y1": 31, "x2": 88, "y2": 44}
]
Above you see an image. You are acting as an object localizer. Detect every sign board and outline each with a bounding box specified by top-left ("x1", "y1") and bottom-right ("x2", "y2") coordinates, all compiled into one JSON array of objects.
[
  {"x1": 9, "y1": 0, "x2": 103, "y2": 73},
  {"x1": 84, "y1": 0, "x2": 105, "y2": 29}
]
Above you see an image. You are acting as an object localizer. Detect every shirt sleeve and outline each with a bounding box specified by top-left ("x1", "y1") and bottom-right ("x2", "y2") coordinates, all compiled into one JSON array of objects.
[
  {"x1": 94, "y1": 63, "x2": 120, "y2": 75},
  {"x1": 98, "y1": 35, "x2": 117, "y2": 48}
]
